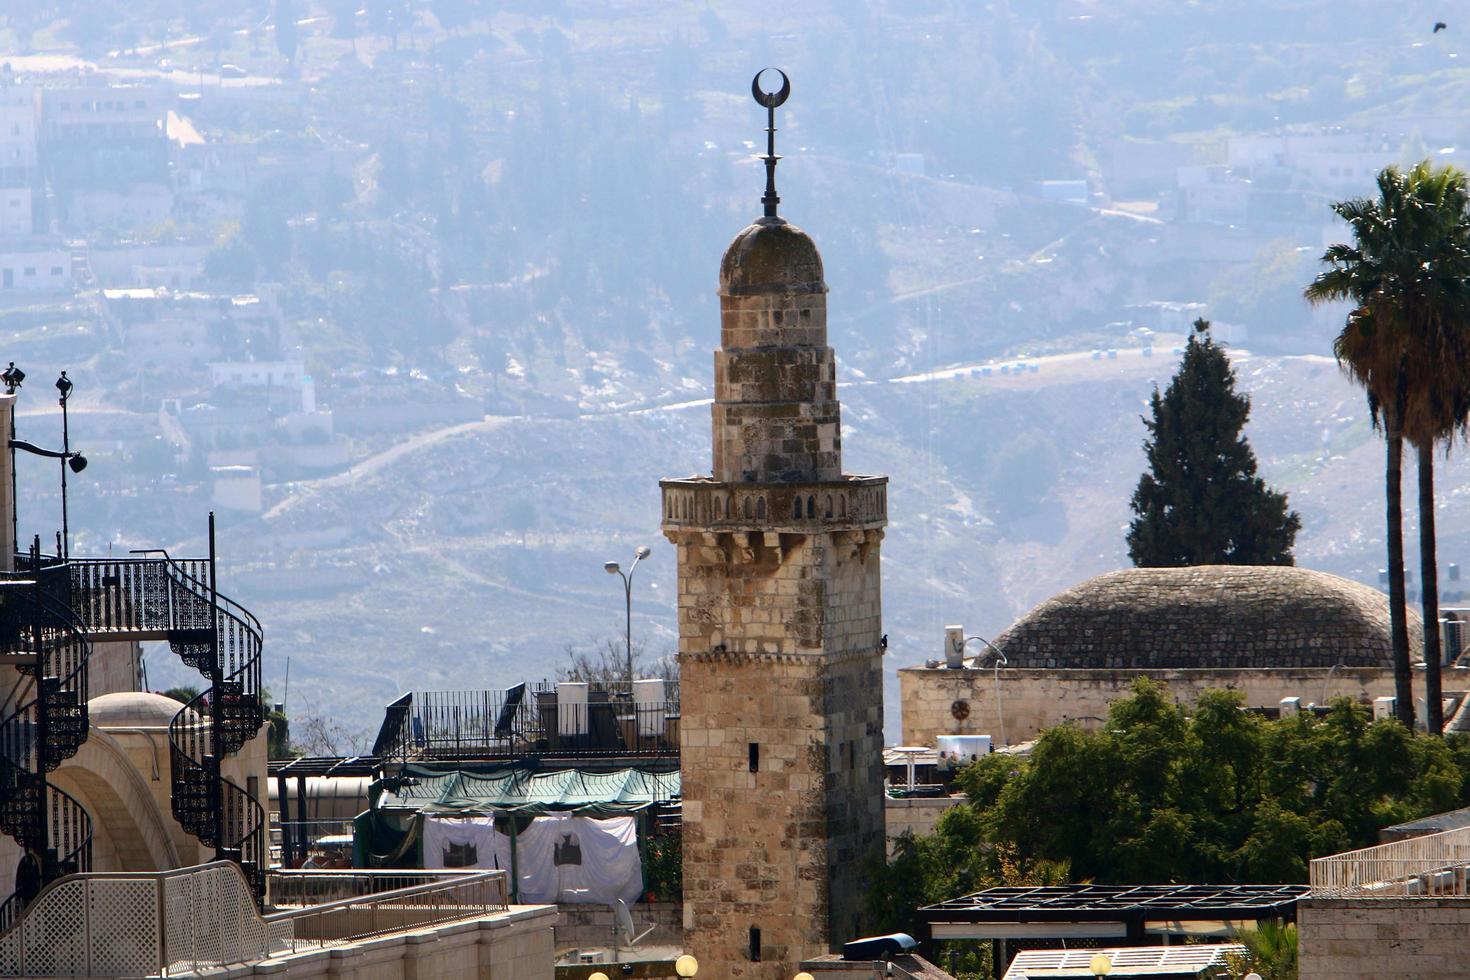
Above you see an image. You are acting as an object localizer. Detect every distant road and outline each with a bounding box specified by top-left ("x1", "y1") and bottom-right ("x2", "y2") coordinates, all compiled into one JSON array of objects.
[
  {"x1": 261, "y1": 415, "x2": 511, "y2": 520},
  {"x1": 261, "y1": 345, "x2": 1330, "y2": 520}
]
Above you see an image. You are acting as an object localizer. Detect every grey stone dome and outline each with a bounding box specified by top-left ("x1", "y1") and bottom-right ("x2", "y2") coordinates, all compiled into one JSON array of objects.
[
  {"x1": 719, "y1": 218, "x2": 826, "y2": 296},
  {"x1": 994, "y1": 566, "x2": 1419, "y2": 670}
]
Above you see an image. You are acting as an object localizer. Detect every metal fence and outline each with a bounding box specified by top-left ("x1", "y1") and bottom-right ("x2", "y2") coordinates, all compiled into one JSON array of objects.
[
  {"x1": 376, "y1": 683, "x2": 680, "y2": 763},
  {"x1": 1310, "y1": 826, "x2": 1470, "y2": 897},
  {"x1": 266, "y1": 868, "x2": 489, "y2": 908},
  {"x1": 263, "y1": 870, "x2": 509, "y2": 955}
]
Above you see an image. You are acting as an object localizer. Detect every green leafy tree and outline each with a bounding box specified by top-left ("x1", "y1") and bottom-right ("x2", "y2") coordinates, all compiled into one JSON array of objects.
[
  {"x1": 866, "y1": 680, "x2": 1470, "y2": 929},
  {"x1": 1126, "y1": 320, "x2": 1301, "y2": 567},
  {"x1": 1306, "y1": 162, "x2": 1470, "y2": 731}
]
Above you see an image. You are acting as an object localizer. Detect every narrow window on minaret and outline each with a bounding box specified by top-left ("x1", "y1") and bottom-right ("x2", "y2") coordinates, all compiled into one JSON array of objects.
[
  {"x1": 749, "y1": 742, "x2": 760, "y2": 772},
  {"x1": 749, "y1": 926, "x2": 762, "y2": 961}
]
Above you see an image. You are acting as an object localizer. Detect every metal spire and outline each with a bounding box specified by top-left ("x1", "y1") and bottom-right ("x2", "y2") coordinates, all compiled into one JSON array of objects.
[{"x1": 751, "y1": 68, "x2": 791, "y2": 222}]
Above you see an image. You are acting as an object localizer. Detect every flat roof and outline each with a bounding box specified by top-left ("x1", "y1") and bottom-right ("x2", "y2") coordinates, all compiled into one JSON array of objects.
[{"x1": 922, "y1": 884, "x2": 1306, "y2": 940}]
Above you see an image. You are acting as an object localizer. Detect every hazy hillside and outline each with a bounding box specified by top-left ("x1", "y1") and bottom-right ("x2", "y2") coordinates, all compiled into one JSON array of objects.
[
  {"x1": 9, "y1": 0, "x2": 1470, "y2": 740},
  {"x1": 127, "y1": 343, "x2": 1470, "y2": 739}
]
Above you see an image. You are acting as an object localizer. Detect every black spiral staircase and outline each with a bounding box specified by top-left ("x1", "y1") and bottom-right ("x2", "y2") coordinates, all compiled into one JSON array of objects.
[
  {"x1": 0, "y1": 563, "x2": 94, "y2": 931},
  {"x1": 9, "y1": 525, "x2": 267, "y2": 904}
]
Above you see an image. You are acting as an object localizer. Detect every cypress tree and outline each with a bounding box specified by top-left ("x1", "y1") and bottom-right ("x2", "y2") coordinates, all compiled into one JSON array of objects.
[{"x1": 1127, "y1": 320, "x2": 1301, "y2": 566}]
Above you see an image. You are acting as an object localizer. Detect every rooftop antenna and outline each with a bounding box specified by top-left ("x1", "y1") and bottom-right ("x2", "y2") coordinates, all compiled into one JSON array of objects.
[{"x1": 751, "y1": 67, "x2": 791, "y2": 222}]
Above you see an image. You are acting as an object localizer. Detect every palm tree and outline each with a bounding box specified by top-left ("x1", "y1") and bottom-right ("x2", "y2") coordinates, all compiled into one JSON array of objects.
[
  {"x1": 1306, "y1": 162, "x2": 1470, "y2": 731},
  {"x1": 1226, "y1": 920, "x2": 1297, "y2": 980}
]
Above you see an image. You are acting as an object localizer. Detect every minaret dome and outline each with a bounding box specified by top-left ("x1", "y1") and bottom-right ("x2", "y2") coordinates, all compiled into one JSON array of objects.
[{"x1": 719, "y1": 219, "x2": 826, "y2": 298}]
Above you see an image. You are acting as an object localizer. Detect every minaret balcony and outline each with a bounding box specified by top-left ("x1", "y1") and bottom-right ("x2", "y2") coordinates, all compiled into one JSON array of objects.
[{"x1": 659, "y1": 475, "x2": 887, "y2": 532}]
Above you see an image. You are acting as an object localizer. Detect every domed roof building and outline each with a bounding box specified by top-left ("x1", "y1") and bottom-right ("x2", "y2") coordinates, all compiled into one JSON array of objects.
[
  {"x1": 88, "y1": 691, "x2": 190, "y2": 729},
  {"x1": 900, "y1": 565, "x2": 1417, "y2": 748},
  {"x1": 993, "y1": 566, "x2": 1418, "y2": 670}
]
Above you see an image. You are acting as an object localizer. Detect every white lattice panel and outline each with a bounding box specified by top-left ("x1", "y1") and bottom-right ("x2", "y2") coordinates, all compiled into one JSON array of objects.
[
  {"x1": 162, "y1": 869, "x2": 199, "y2": 972},
  {"x1": 17, "y1": 879, "x2": 88, "y2": 977},
  {"x1": 161, "y1": 863, "x2": 266, "y2": 973},
  {"x1": 86, "y1": 880, "x2": 159, "y2": 976},
  {"x1": 0, "y1": 920, "x2": 22, "y2": 976}
]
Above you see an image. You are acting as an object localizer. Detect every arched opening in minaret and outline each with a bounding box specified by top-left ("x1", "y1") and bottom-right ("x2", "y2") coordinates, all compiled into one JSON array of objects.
[
  {"x1": 756, "y1": 497, "x2": 766, "y2": 520},
  {"x1": 806, "y1": 496, "x2": 816, "y2": 519},
  {"x1": 792, "y1": 498, "x2": 803, "y2": 520}
]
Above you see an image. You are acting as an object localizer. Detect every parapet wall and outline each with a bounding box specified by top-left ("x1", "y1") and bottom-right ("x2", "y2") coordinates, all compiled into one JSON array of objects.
[
  {"x1": 1300, "y1": 897, "x2": 1470, "y2": 980},
  {"x1": 898, "y1": 665, "x2": 1403, "y2": 746}
]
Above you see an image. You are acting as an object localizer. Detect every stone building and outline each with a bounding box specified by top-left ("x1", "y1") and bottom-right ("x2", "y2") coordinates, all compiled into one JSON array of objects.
[
  {"x1": 900, "y1": 565, "x2": 1422, "y2": 746},
  {"x1": 0, "y1": 387, "x2": 267, "y2": 915},
  {"x1": 661, "y1": 82, "x2": 888, "y2": 979}
]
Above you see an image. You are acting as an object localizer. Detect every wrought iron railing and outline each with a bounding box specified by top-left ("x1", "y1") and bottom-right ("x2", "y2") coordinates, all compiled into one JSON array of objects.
[
  {"x1": 374, "y1": 684, "x2": 681, "y2": 763},
  {"x1": 0, "y1": 574, "x2": 94, "y2": 931},
  {"x1": 1310, "y1": 826, "x2": 1470, "y2": 897},
  {"x1": 12, "y1": 547, "x2": 267, "y2": 902}
]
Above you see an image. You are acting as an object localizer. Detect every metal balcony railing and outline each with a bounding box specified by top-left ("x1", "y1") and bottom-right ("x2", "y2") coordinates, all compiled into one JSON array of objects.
[
  {"x1": 1310, "y1": 826, "x2": 1470, "y2": 897},
  {"x1": 374, "y1": 682, "x2": 681, "y2": 763}
]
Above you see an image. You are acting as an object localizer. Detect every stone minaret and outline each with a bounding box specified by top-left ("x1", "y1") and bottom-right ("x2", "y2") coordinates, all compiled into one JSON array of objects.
[{"x1": 661, "y1": 70, "x2": 888, "y2": 979}]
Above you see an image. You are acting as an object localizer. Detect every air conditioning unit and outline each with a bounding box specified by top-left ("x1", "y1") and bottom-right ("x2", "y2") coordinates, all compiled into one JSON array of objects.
[
  {"x1": 1373, "y1": 696, "x2": 1396, "y2": 722},
  {"x1": 1279, "y1": 696, "x2": 1301, "y2": 718}
]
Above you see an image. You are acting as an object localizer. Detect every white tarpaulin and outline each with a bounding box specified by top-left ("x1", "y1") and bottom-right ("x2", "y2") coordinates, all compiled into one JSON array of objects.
[
  {"x1": 422, "y1": 815, "x2": 509, "y2": 870},
  {"x1": 514, "y1": 815, "x2": 643, "y2": 905},
  {"x1": 422, "y1": 814, "x2": 643, "y2": 905}
]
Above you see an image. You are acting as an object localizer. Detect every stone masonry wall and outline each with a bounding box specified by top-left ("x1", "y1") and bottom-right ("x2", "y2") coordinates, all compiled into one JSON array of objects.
[
  {"x1": 899, "y1": 665, "x2": 1399, "y2": 746},
  {"x1": 713, "y1": 291, "x2": 841, "y2": 484},
  {"x1": 679, "y1": 651, "x2": 831, "y2": 979},
  {"x1": 669, "y1": 523, "x2": 885, "y2": 978},
  {"x1": 823, "y1": 648, "x2": 886, "y2": 946},
  {"x1": 1300, "y1": 898, "x2": 1470, "y2": 979}
]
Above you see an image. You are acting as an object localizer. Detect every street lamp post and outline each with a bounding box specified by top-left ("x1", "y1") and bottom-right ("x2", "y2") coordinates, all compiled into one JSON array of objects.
[
  {"x1": 7, "y1": 368, "x2": 88, "y2": 558},
  {"x1": 604, "y1": 545, "x2": 651, "y2": 685}
]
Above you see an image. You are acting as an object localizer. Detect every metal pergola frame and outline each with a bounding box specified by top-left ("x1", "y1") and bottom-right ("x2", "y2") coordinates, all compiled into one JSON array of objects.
[
  {"x1": 922, "y1": 883, "x2": 1307, "y2": 978},
  {"x1": 922, "y1": 883, "x2": 1307, "y2": 940}
]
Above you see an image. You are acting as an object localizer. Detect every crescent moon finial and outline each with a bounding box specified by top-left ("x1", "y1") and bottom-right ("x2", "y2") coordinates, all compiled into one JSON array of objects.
[
  {"x1": 751, "y1": 67, "x2": 791, "y2": 109},
  {"x1": 752, "y1": 69, "x2": 790, "y2": 220}
]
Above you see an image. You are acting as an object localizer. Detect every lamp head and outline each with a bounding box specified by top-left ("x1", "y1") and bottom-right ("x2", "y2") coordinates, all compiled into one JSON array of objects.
[
  {"x1": 1089, "y1": 952, "x2": 1112, "y2": 976},
  {"x1": 604, "y1": 561, "x2": 621, "y2": 575},
  {"x1": 794, "y1": 974, "x2": 816, "y2": 980},
  {"x1": 588, "y1": 973, "x2": 609, "y2": 980},
  {"x1": 55, "y1": 371, "x2": 72, "y2": 402},
  {"x1": 635, "y1": 545, "x2": 651, "y2": 560},
  {"x1": 674, "y1": 953, "x2": 699, "y2": 977},
  {"x1": 2, "y1": 362, "x2": 23, "y2": 393},
  {"x1": 68, "y1": 454, "x2": 87, "y2": 474}
]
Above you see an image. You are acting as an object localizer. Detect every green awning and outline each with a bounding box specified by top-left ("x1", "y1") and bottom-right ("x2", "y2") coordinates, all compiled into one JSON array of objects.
[{"x1": 375, "y1": 765, "x2": 680, "y2": 815}]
